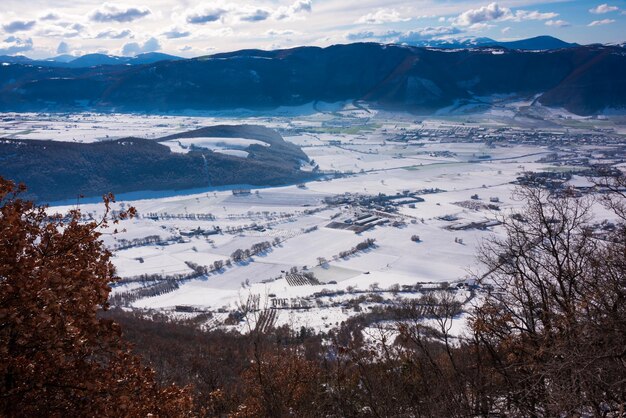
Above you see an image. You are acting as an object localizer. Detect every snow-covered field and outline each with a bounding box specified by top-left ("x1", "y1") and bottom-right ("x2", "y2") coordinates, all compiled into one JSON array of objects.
[
  {"x1": 161, "y1": 136, "x2": 269, "y2": 155},
  {"x1": 33, "y1": 105, "x2": 625, "y2": 333}
]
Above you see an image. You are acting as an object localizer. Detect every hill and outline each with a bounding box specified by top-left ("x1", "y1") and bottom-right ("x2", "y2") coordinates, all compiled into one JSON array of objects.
[
  {"x1": 0, "y1": 125, "x2": 312, "y2": 202},
  {"x1": 0, "y1": 52, "x2": 182, "y2": 68},
  {"x1": 0, "y1": 43, "x2": 625, "y2": 115},
  {"x1": 408, "y1": 35, "x2": 578, "y2": 50}
]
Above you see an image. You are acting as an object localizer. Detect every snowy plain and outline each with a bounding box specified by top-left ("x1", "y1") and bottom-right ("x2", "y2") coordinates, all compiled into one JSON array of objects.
[{"x1": 19, "y1": 102, "x2": 624, "y2": 333}]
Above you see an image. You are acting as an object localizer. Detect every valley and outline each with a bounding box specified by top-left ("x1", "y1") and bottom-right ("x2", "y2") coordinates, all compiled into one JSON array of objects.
[{"x1": 6, "y1": 101, "x2": 623, "y2": 334}]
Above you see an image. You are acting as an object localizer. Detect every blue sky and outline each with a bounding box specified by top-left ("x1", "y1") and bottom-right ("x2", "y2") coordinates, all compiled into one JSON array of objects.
[{"x1": 0, "y1": 0, "x2": 625, "y2": 58}]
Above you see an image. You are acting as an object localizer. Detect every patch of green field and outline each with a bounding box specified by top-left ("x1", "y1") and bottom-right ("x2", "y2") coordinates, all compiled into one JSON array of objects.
[
  {"x1": 3, "y1": 129, "x2": 35, "y2": 138},
  {"x1": 311, "y1": 124, "x2": 381, "y2": 135}
]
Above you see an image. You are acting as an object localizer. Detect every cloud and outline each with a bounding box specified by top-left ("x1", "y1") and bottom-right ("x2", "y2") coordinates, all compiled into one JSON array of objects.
[
  {"x1": 186, "y1": 8, "x2": 227, "y2": 24},
  {"x1": 345, "y1": 26, "x2": 461, "y2": 43},
  {"x1": 453, "y1": 2, "x2": 558, "y2": 26},
  {"x1": 37, "y1": 22, "x2": 85, "y2": 38},
  {"x1": 39, "y1": 12, "x2": 60, "y2": 21},
  {"x1": 60, "y1": 22, "x2": 86, "y2": 31},
  {"x1": 2, "y1": 20, "x2": 36, "y2": 33},
  {"x1": 589, "y1": 4, "x2": 619, "y2": 14},
  {"x1": 163, "y1": 27, "x2": 191, "y2": 39},
  {"x1": 345, "y1": 30, "x2": 376, "y2": 41},
  {"x1": 545, "y1": 19, "x2": 570, "y2": 27},
  {"x1": 90, "y1": 3, "x2": 151, "y2": 23},
  {"x1": 345, "y1": 29, "x2": 403, "y2": 41},
  {"x1": 265, "y1": 29, "x2": 300, "y2": 36},
  {"x1": 510, "y1": 10, "x2": 558, "y2": 22},
  {"x1": 399, "y1": 26, "x2": 462, "y2": 42},
  {"x1": 356, "y1": 9, "x2": 410, "y2": 24},
  {"x1": 454, "y1": 3, "x2": 509, "y2": 26},
  {"x1": 501, "y1": 26, "x2": 511, "y2": 33},
  {"x1": 122, "y1": 37, "x2": 161, "y2": 56},
  {"x1": 291, "y1": 0, "x2": 312, "y2": 14},
  {"x1": 57, "y1": 41, "x2": 70, "y2": 54},
  {"x1": 0, "y1": 36, "x2": 33, "y2": 55},
  {"x1": 275, "y1": 0, "x2": 312, "y2": 20},
  {"x1": 240, "y1": 9, "x2": 271, "y2": 22},
  {"x1": 468, "y1": 22, "x2": 494, "y2": 31},
  {"x1": 588, "y1": 18, "x2": 615, "y2": 26},
  {"x1": 96, "y1": 29, "x2": 133, "y2": 39}
]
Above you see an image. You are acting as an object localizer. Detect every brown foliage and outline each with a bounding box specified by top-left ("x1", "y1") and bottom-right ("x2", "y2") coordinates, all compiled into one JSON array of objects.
[
  {"x1": 471, "y1": 186, "x2": 626, "y2": 416},
  {"x1": 234, "y1": 347, "x2": 323, "y2": 417},
  {"x1": 3, "y1": 175, "x2": 625, "y2": 417},
  {"x1": 0, "y1": 178, "x2": 193, "y2": 417}
]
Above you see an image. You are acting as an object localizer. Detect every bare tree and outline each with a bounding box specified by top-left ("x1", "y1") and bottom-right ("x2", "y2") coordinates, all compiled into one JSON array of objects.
[{"x1": 472, "y1": 186, "x2": 626, "y2": 416}]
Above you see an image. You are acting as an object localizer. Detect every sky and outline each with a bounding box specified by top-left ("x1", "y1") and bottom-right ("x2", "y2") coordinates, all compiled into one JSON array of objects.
[{"x1": 1, "y1": 0, "x2": 625, "y2": 58}]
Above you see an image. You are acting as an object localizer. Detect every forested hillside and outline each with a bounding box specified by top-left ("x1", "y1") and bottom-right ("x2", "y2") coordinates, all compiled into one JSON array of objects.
[
  {"x1": 1, "y1": 43, "x2": 625, "y2": 115},
  {"x1": 0, "y1": 125, "x2": 312, "y2": 202}
]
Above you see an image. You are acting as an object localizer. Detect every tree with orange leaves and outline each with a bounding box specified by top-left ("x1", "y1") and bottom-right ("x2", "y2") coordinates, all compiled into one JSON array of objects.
[{"x1": 0, "y1": 177, "x2": 193, "y2": 417}]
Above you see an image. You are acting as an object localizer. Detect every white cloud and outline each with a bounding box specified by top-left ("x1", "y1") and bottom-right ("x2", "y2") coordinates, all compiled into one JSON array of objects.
[
  {"x1": 96, "y1": 29, "x2": 133, "y2": 39},
  {"x1": 468, "y1": 23, "x2": 494, "y2": 31},
  {"x1": 589, "y1": 4, "x2": 619, "y2": 14},
  {"x1": 345, "y1": 29, "x2": 400, "y2": 41},
  {"x1": 37, "y1": 22, "x2": 85, "y2": 38},
  {"x1": 453, "y1": 2, "x2": 558, "y2": 26},
  {"x1": 122, "y1": 37, "x2": 161, "y2": 56},
  {"x1": 2, "y1": 20, "x2": 36, "y2": 33},
  {"x1": 588, "y1": 18, "x2": 615, "y2": 26},
  {"x1": 186, "y1": 8, "x2": 227, "y2": 24},
  {"x1": 545, "y1": 19, "x2": 570, "y2": 27},
  {"x1": 405, "y1": 26, "x2": 462, "y2": 40},
  {"x1": 356, "y1": 9, "x2": 410, "y2": 24},
  {"x1": 192, "y1": 27, "x2": 235, "y2": 38},
  {"x1": 240, "y1": 9, "x2": 271, "y2": 22},
  {"x1": 291, "y1": 0, "x2": 312, "y2": 14},
  {"x1": 501, "y1": 26, "x2": 511, "y2": 34},
  {"x1": 453, "y1": 3, "x2": 509, "y2": 26},
  {"x1": 275, "y1": 0, "x2": 312, "y2": 21},
  {"x1": 345, "y1": 26, "x2": 462, "y2": 43},
  {"x1": 266, "y1": 29, "x2": 300, "y2": 36},
  {"x1": 0, "y1": 36, "x2": 33, "y2": 54},
  {"x1": 90, "y1": 3, "x2": 151, "y2": 23},
  {"x1": 510, "y1": 10, "x2": 558, "y2": 22},
  {"x1": 2, "y1": 0, "x2": 621, "y2": 59},
  {"x1": 39, "y1": 12, "x2": 60, "y2": 21},
  {"x1": 162, "y1": 27, "x2": 191, "y2": 39}
]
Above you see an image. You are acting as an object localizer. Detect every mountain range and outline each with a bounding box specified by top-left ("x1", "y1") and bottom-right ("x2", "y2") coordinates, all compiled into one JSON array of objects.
[
  {"x1": 0, "y1": 36, "x2": 584, "y2": 69},
  {"x1": 0, "y1": 38, "x2": 625, "y2": 115},
  {"x1": 405, "y1": 35, "x2": 579, "y2": 50},
  {"x1": 0, "y1": 52, "x2": 182, "y2": 68}
]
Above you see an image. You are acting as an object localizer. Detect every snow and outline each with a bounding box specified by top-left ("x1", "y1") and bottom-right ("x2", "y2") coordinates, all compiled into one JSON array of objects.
[
  {"x1": 20, "y1": 104, "x2": 623, "y2": 333},
  {"x1": 161, "y1": 136, "x2": 269, "y2": 154},
  {"x1": 214, "y1": 149, "x2": 249, "y2": 158}
]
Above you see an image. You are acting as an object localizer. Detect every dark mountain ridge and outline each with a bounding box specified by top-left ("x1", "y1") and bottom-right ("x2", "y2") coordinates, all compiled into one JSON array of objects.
[
  {"x1": 405, "y1": 35, "x2": 578, "y2": 50},
  {"x1": 1, "y1": 42, "x2": 625, "y2": 115},
  {"x1": 0, "y1": 52, "x2": 182, "y2": 68},
  {"x1": 0, "y1": 125, "x2": 313, "y2": 202}
]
